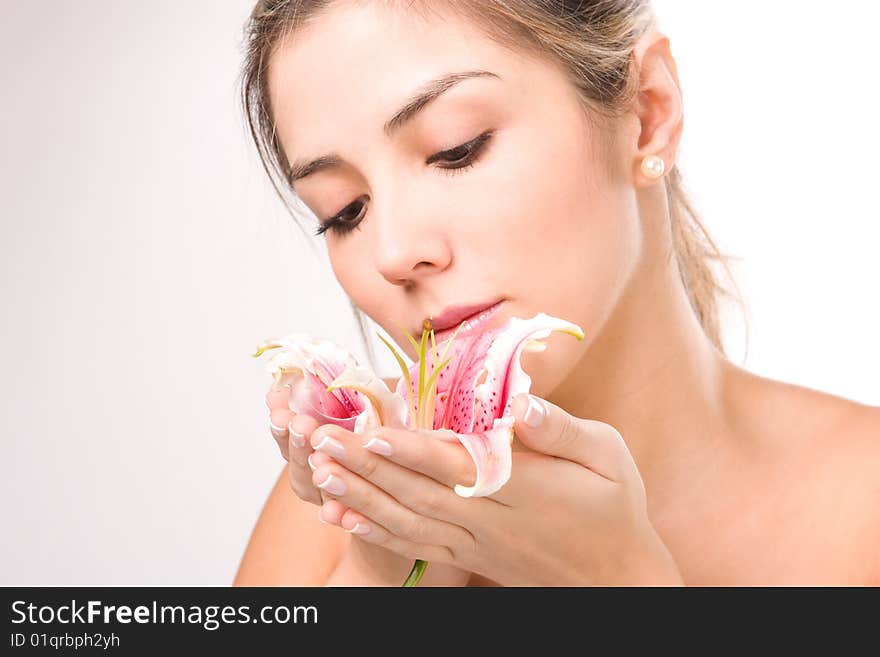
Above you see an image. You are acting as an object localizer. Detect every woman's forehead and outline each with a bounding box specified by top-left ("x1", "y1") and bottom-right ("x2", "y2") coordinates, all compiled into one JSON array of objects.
[
  {"x1": 266, "y1": 3, "x2": 539, "y2": 172},
  {"x1": 266, "y1": 1, "x2": 523, "y2": 116}
]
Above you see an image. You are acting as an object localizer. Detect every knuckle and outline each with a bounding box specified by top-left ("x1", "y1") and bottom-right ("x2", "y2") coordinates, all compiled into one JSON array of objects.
[
  {"x1": 400, "y1": 515, "x2": 427, "y2": 543},
  {"x1": 412, "y1": 486, "x2": 443, "y2": 517},
  {"x1": 373, "y1": 529, "x2": 396, "y2": 549},
  {"x1": 354, "y1": 489, "x2": 380, "y2": 518},
  {"x1": 448, "y1": 529, "x2": 478, "y2": 568},
  {"x1": 438, "y1": 545, "x2": 456, "y2": 565},
  {"x1": 554, "y1": 414, "x2": 581, "y2": 450},
  {"x1": 354, "y1": 454, "x2": 379, "y2": 480}
]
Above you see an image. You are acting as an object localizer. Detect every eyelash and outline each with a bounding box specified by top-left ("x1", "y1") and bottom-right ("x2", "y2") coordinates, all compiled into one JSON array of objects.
[{"x1": 314, "y1": 130, "x2": 494, "y2": 237}]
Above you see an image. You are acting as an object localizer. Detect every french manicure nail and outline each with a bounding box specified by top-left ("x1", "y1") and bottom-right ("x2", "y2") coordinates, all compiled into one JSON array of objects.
[
  {"x1": 523, "y1": 395, "x2": 546, "y2": 428},
  {"x1": 362, "y1": 437, "x2": 393, "y2": 456},
  {"x1": 307, "y1": 454, "x2": 317, "y2": 471},
  {"x1": 313, "y1": 436, "x2": 346, "y2": 459},
  {"x1": 289, "y1": 424, "x2": 306, "y2": 448},
  {"x1": 317, "y1": 473, "x2": 346, "y2": 496},
  {"x1": 269, "y1": 420, "x2": 287, "y2": 438},
  {"x1": 317, "y1": 508, "x2": 331, "y2": 525},
  {"x1": 346, "y1": 522, "x2": 370, "y2": 535}
]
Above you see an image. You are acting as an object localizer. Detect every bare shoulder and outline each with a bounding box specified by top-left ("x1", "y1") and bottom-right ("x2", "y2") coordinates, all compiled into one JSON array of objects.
[
  {"x1": 733, "y1": 367, "x2": 880, "y2": 582},
  {"x1": 807, "y1": 392, "x2": 880, "y2": 584},
  {"x1": 730, "y1": 364, "x2": 879, "y2": 449},
  {"x1": 731, "y1": 363, "x2": 876, "y2": 433}
]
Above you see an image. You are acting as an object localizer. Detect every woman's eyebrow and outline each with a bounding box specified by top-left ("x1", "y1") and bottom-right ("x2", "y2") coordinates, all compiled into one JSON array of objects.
[{"x1": 287, "y1": 69, "x2": 500, "y2": 185}]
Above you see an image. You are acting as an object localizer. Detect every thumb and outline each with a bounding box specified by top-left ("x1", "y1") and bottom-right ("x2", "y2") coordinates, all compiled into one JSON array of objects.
[{"x1": 511, "y1": 393, "x2": 631, "y2": 482}]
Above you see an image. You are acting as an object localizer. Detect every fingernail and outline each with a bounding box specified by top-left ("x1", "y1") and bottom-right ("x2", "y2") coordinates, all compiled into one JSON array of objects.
[
  {"x1": 269, "y1": 420, "x2": 287, "y2": 439},
  {"x1": 346, "y1": 522, "x2": 370, "y2": 535},
  {"x1": 522, "y1": 395, "x2": 546, "y2": 428},
  {"x1": 317, "y1": 473, "x2": 346, "y2": 496},
  {"x1": 362, "y1": 437, "x2": 393, "y2": 456},
  {"x1": 313, "y1": 435, "x2": 345, "y2": 459},
  {"x1": 307, "y1": 453, "x2": 317, "y2": 471},
  {"x1": 288, "y1": 423, "x2": 306, "y2": 448},
  {"x1": 317, "y1": 508, "x2": 331, "y2": 525}
]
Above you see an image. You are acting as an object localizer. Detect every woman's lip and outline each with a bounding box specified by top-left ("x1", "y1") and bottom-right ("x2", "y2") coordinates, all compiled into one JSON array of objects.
[
  {"x1": 428, "y1": 298, "x2": 504, "y2": 332},
  {"x1": 432, "y1": 300, "x2": 505, "y2": 342}
]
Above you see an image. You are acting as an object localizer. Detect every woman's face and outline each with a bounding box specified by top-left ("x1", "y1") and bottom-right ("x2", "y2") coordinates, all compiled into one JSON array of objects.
[{"x1": 268, "y1": 2, "x2": 643, "y2": 396}]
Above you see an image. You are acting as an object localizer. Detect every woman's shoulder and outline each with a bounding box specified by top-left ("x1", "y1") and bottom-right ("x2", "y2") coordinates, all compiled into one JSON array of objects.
[
  {"x1": 737, "y1": 369, "x2": 880, "y2": 582},
  {"x1": 732, "y1": 365, "x2": 879, "y2": 449}
]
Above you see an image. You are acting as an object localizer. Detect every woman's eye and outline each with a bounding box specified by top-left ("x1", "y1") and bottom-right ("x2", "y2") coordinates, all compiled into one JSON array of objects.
[
  {"x1": 428, "y1": 130, "x2": 494, "y2": 175},
  {"x1": 314, "y1": 131, "x2": 494, "y2": 238},
  {"x1": 314, "y1": 195, "x2": 367, "y2": 237}
]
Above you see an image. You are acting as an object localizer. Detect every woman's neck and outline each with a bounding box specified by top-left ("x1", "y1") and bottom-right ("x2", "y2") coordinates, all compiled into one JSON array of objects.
[{"x1": 545, "y1": 228, "x2": 738, "y2": 499}]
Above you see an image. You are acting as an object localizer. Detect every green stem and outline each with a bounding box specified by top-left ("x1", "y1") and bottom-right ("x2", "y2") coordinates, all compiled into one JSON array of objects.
[
  {"x1": 402, "y1": 559, "x2": 428, "y2": 587},
  {"x1": 396, "y1": 318, "x2": 463, "y2": 588}
]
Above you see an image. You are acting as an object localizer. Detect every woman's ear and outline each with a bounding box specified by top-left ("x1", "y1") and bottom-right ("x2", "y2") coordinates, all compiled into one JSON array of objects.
[{"x1": 630, "y1": 30, "x2": 684, "y2": 185}]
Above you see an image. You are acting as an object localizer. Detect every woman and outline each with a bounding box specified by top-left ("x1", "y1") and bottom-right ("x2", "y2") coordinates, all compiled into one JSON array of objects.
[{"x1": 234, "y1": 0, "x2": 880, "y2": 586}]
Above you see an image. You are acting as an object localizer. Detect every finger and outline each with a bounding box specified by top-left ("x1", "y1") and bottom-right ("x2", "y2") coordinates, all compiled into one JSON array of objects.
[
  {"x1": 309, "y1": 424, "x2": 500, "y2": 520},
  {"x1": 318, "y1": 498, "x2": 347, "y2": 526},
  {"x1": 335, "y1": 506, "x2": 453, "y2": 564},
  {"x1": 359, "y1": 426, "x2": 520, "y2": 506},
  {"x1": 269, "y1": 409, "x2": 291, "y2": 460},
  {"x1": 308, "y1": 450, "x2": 347, "y2": 510},
  {"x1": 287, "y1": 412, "x2": 319, "y2": 468},
  {"x1": 332, "y1": 506, "x2": 452, "y2": 565},
  {"x1": 511, "y1": 393, "x2": 632, "y2": 482},
  {"x1": 288, "y1": 451, "x2": 343, "y2": 507},
  {"x1": 310, "y1": 459, "x2": 470, "y2": 556},
  {"x1": 287, "y1": 461, "x2": 322, "y2": 506},
  {"x1": 360, "y1": 427, "x2": 478, "y2": 493},
  {"x1": 265, "y1": 383, "x2": 291, "y2": 410},
  {"x1": 284, "y1": 412, "x2": 327, "y2": 504}
]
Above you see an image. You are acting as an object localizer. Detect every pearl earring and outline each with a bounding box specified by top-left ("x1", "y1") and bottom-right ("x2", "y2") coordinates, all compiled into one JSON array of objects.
[{"x1": 640, "y1": 155, "x2": 665, "y2": 179}]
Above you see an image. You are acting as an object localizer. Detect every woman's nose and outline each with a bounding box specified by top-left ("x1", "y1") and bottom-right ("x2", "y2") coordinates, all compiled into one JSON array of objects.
[{"x1": 371, "y1": 199, "x2": 453, "y2": 286}]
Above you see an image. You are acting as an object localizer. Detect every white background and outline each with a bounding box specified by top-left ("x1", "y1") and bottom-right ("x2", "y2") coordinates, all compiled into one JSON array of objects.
[{"x1": 1, "y1": 1, "x2": 877, "y2": 585}]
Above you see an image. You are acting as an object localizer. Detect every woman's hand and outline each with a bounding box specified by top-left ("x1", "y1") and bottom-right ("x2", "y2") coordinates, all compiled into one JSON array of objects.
[
  {"x1": 266, "y1": 384, "x2": 470, "y2": 586},
  {"x1": 266, "y1": 384, "x2": 341, "y2": 508},
  {"x1": 314, "y1": 451, "x2": 472, "y2": 587},
  {"x1": 310, "y1": 447, "x2": 474, "y2": 587},
  {"x1": 307, "y1": 394, "x2": 685, "y2": 586}
]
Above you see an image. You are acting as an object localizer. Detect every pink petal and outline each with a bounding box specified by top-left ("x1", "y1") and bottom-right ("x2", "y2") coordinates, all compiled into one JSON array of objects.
[
  {"x1": 258, "y1": 333, "x2": 378, "y2": 431},
  {"x1": 396, "y1": 313, "x2": 584, "y2": 497}
]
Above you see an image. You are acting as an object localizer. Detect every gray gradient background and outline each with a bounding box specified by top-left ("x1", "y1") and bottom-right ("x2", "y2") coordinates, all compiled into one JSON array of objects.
[{"x1": 2, "y1": 1, "x2": 877, "y2": 584}]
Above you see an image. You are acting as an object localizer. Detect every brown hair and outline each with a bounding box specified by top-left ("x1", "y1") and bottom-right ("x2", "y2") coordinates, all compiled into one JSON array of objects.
[{"x1": 239, "y1": 0, "x2": 745, "y2": 369}]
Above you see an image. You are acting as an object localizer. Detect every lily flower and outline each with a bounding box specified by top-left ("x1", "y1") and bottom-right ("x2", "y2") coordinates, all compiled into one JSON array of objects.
[
  {"x1": 252, "y1": 331, "x2": 411, "y2": 434},
  {"x1": 252, "y1": 311, "x2": 584, "y2": 585}
]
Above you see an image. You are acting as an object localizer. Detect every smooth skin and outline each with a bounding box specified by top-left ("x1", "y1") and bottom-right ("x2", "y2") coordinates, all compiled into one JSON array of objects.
[{"x1": 234, "y1": 2, "x2": 880, "y2": 586}]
